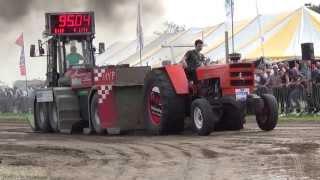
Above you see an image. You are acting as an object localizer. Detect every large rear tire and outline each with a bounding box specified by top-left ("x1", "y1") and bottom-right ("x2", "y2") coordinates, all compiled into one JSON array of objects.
[
  {"x1": 143, "y1": 69, "x2": 186, "y2": 135},
  {"x1": 215, "y1": 97, "x2": 245, "y2": 131},
  {"x1": 35, "y1": 102, "x2": 51, "y2": 133},
  {"x1": 49, "y1": 102, "x2": 59, "y2": 133},
  {"x1": 30, "y1": 99, "x2": 40, "y2": 132},
  {"x1": 191, "y1": 98, "x2": 217, "y2": 136},
  {"x1": 90, "y1": 93, "x2": 106, "y2": 135},
  {"x1": 256, "y1": 94, "x2": 278, "y2": 131}
]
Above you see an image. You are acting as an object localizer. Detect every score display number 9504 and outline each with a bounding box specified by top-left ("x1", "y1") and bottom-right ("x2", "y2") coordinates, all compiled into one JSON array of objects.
[{"x1": 58, "y1": 14, "x2": 91, "y2": 27}]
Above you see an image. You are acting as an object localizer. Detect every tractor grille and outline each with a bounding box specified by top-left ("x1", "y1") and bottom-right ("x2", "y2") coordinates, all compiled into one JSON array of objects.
[
  {"x1": 231, "y1": 80, "x2": 254, "y2": 86},
  {"x1": 229, "y1": 63, "x2": 254, "y2": 87},
  {"x1": 229, "y1": 63, "x2": 252, "y2": 68},
  {"x1": 230, "y1": 71, "x2": 253, "y2": 78}
]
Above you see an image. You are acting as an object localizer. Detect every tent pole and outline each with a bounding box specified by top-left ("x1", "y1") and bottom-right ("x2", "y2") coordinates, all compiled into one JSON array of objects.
[
  {"x1": 256, "y1": 0, "x2": 265, "y2": 57},
  {"x1": 225, "y1": 31, "x2": 229, "y2": 64},
  {"x1": 231, "y1": 0, "x2": 235, "y2": 53}
]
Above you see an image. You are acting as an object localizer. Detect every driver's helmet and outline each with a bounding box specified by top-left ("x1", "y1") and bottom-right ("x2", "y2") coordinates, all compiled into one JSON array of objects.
[{"x1": 70, "y1": 41, "x2": 77, "y2": 53}]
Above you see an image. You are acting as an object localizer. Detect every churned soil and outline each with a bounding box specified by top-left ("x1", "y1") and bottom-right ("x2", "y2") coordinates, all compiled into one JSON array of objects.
[{"x1": 0, "y1": 120, "x2": 319, "y2": 180}]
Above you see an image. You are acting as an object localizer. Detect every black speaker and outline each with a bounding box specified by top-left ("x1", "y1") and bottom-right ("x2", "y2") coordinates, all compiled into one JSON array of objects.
[
  {"x1": 30, "y1": 44, "x2": 36, "y2": 57},
  {"x1": 301, "y1": 43, "x2": 314, "y2": 60}
]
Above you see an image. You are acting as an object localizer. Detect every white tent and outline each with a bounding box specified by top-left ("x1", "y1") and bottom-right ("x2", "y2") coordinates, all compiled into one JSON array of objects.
[{"x1": 97, "y1": 7, "x2": 320, "y2": 66}]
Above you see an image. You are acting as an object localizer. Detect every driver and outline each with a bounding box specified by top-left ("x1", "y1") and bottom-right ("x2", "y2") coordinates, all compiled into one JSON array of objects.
[
  {"x1": 181, "y1": 39, "x2": 205, "y2": 82},
  {"x1": 66, "y1": 45, "x2": 84, "y2": 67}
]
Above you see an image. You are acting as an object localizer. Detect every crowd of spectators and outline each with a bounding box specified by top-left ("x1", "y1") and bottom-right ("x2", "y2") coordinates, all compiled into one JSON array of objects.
[
  {"x1": 0, "y1": 87, "x2": 34, "y2": 113},
  {"x1": 255, "y1": 59, "x2": 320, "y2": 116}
]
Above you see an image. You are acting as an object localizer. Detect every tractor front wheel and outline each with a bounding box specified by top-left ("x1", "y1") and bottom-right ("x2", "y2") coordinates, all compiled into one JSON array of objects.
[
  {"x1": 256, "y1": 94, "x2": 278, "y2": 131},
  {"x1": 215, "y1": 97, "x2": 245, "y2": 131},
  {"x1": 191, "y1": 98, "x2": 218, "y2": 136}
]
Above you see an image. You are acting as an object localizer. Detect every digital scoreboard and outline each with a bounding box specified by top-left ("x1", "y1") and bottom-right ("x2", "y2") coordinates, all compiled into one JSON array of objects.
[{"x1": 46, "y1": 12, "x2": 95, "y2": 36}]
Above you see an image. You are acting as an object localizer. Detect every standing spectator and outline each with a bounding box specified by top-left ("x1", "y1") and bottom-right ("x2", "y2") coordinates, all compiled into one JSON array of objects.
[
  {"x1": 266, "y1": 65, "x2": 284, "y2": 115},
  {"x1": 300, "y1": 60, "x2": 312, "y2": 91},
  {"x1": 300, "y1": 60, "x2": 312, "y2": 80},
  {"x1": 300, "y1": 60, "x2": 312, "y2": 113},
  {"x1": 266, "y1": 65, "x2": 282, "y2": 89},
  {"x1": 255, "y1": 68, "x2": 270, "y2": 95},
  {"x1": 279, "y1": 67, "x2": 290, "y2": 115},
  {"x1": 255, "y1": 69, "x2": 266, "y2": 86},
  {"x1": 287, "y1": 62, "x2": 303, "y2": 115},
  {"x1": 311, "y1": 62, "x2": 320, "y2": 113},
  {"x1": 312, "y1": 62, "x2": 320, "y2": 84}
]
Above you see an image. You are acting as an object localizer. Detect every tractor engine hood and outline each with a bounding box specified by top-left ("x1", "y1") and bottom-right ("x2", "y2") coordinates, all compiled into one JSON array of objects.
[{"x1": 196, "y1": 63, "x2": 255, "y2": 96}]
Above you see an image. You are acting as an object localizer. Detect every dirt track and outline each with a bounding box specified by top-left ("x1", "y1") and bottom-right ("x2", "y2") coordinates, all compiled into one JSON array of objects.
[{"x1": 0, "y1": 120, "x2": 320, "y2": 180}]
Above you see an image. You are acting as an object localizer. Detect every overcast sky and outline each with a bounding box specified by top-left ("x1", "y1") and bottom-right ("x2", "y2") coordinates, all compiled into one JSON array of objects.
[
  {"x1": 1, "y1": 0, "x2": 320, "y2": 85},
  {"x1": 164, "y1": 0, "x2": 320, "y2": 27}
]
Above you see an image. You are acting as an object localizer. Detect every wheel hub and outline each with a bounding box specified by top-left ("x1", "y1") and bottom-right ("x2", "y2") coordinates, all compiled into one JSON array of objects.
[
  {"x1": 194, "y1": 107, "x2": 203, "y2": 129},
  {"x1": 94, "y1": 108, "x2": 101, "y2": 126},
  {"x1": 52, "y1": 105, "x2": 58, "y2": 124},
  {"x1": 148, "y1": 86, "x2": 162, "y2": 125},
  {"x1": 39, "y1": 104, "x2": 45, "y2": 124}
]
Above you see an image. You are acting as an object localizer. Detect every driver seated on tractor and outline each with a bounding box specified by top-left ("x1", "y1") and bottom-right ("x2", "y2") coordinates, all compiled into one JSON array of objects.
[
  {"x1": 181, "y1": 39, "x2": 205, "y2": 82},
  {"x1": 59, "y1": 45, "x2": 85, "y2": 86},
  {"x1": 66, "y1": 45, "x2": 84, "y2": 68}
]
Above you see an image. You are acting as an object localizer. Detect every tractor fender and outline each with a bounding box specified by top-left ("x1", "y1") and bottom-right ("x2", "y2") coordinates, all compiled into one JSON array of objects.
[{"x1": 160, "y1": 65, "x2": 189, "y2": 95}]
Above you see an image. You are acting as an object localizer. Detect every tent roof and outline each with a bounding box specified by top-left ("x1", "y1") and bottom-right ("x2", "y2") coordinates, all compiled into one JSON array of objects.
[{"x1": 97, "y1": 7, "x2": 320, "y2": 66}]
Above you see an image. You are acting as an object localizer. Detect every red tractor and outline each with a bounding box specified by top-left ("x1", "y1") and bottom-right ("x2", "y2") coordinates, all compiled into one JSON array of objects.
[
  {"x1": 143, "y1": 62, "x2": 278, "y2": 135},
  {"x1": 29, "y1": 12, "x2": 277, "y2": 136}
]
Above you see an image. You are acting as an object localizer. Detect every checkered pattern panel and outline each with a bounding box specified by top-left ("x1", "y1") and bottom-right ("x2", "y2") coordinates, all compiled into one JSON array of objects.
[
  {"x1": 94, "y1": 68, "x2": 106, "y2": 82},
  {"x1": 97, "y1": 85, "x2": 112, "y2": 104}
]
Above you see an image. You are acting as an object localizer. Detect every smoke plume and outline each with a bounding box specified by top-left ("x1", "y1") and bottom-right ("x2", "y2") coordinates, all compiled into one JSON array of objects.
[
  {"x1": 0, "y1": 0, "x2": 164, "y2": 30},
  {"x1": 0, "y1": 0, "x2": 165, "y2": 84}
]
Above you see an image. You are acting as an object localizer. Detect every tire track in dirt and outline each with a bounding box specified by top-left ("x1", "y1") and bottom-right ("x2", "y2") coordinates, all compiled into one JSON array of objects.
[
  {"x1": 127, "y1": 145, "x2": 151, "y2": 160},
  {"x1": 275, "y1": 142, "x2": 320, "y2": 179},
  {"x1": 183, "y1": 157, "x2": 193, "y2": 180},
  {"x1": 105, "y1": 146, "x2": 131, "y2": 161},
  {"x1": 104, "y1": 146, "x2": 132, "y2": 179},
  {"x1": 178, "y1": 142, "x2": 228, "y2": 159},
  {"x1": 1, "y1": 121, "x2": 320, "y2": 180},
  {"x1": 290, "y1": 154, "x2": 305, "y2": 178},
  {"x1": 155, "y1": 143, "x2": 199, "y2": 180},
  {"x1": 100, "y1": 143, "x2": 177, "y2": 179},
  {"x1": 200, "y1": 148, "x2": 220, "y2": 159},
  {"x1": 110, "y1": 142, "x2": 198, "y2": 179},
  {"x1": 0, "y1": 144, "x2": 88, "y2": 158},
  {"x1": 157, "y1": 143, "x2": 192, "y2": 158},
  {"x1": 0, "y1": 144, "x2": 95, "y2": 168},
  {"x1": 116, "y1": 142, "x2": 174, "y2": 159},
  {"x1": 143, "y1": 143, "x2": 173, "y2": 159},
  {"x1": 254, "y1": 141, "x2": 320, "y2": 179}
]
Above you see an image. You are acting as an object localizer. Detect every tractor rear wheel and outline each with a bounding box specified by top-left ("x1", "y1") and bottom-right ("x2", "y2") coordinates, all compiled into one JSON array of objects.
[
  {"x1": 143, "y1": 69, "x2": 186, "y2": 135},
  {"x1": 90, "y1": 93, "x2": 106, "y2": 135},
  {"x1": 35, "y1": 102, "x2": 51, "y2": 133},
  {"x1": 49, "y1": 102, "x2": 59, "y2": 132},
  {"x1": 215, "y1": 97, "x2": 245, "y2": 131},
  {"x1": 256, "y1": 94, "x2": 278, "y2": 131},
  {"x1": 30, "y1": 99, "x2": 40, "y2": 132},
  {"x1": 191, "y1": 98, "x2": 217, "y2": 136}
]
